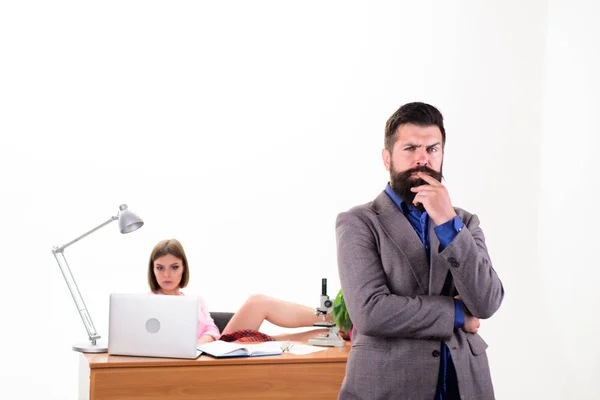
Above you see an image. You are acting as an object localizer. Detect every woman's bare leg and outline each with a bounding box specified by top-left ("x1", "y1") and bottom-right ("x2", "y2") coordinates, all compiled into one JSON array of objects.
[{"x1": 221, "y1": 294, "x2": 333, "y2": 335}]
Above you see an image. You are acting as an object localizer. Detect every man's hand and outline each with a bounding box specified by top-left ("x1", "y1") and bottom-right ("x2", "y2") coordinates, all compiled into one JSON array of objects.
[
  {"x1": 410, "y1": 172, "x2": 457, "y2": 226},
  {"x1": 463, "y1": 314, "x2": 480, "y2": 334},
  {"x1": 455, "y1": 295, "x2": 480, "y2": 334}
]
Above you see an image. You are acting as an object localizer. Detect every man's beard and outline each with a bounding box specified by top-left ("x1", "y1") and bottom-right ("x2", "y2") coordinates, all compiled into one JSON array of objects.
[{"x1": 390, "y1": 165, "x2": 443, "y2": 212}]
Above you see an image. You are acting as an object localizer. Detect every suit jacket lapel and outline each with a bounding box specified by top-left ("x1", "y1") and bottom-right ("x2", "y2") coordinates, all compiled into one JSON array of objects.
[{"x1": 373, "y1": 192, "x2": 430, "y2": 294}]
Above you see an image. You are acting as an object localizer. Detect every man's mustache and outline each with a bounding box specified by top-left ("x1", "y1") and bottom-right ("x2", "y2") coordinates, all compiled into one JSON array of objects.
[{"x1": 394, "y1": 166, "x2": 442, "y2": 183}]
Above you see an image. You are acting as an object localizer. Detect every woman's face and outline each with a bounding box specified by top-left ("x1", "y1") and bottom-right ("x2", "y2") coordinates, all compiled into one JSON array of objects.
[{"x1": 153, "y1": 254, "x2": 184, "y2": 294}]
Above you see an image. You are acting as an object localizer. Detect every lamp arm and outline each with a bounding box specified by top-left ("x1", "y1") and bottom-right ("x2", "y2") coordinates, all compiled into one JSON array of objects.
[
  {"x1": 53, "y1": 215, "x2": 118, "y2": 253},
  {"x1": 53, "y1": 251, "x2": 101, "y2": 344},
  {"x1": 51, "y1": 215, "x2": 117, "y2": 346}
]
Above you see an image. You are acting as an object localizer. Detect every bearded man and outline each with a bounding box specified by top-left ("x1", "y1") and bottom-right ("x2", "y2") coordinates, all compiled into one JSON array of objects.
[{"x1": 336, "y1": 102, "x2": 504, "y2": 400}]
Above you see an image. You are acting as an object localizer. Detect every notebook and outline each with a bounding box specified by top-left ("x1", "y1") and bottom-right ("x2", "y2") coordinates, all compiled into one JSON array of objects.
[
  {"x1": 108, "y1": 293, "x2": 201, "y2": 359},
  {"x1": 197, "y1": 340, "x2": 283, "y2": 358}
]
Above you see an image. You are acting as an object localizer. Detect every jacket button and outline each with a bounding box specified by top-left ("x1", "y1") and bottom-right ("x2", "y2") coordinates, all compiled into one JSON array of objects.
[
  {"x1": 448, "y1": 257, "x2": 460, "y2": 268},
  {"x1": 432, "y1": 350, "x2": 440, "y2": 357}
]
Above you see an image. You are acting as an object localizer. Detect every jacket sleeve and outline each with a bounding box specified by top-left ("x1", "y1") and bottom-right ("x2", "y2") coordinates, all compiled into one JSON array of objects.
[
  {"x1": 438, "y1": 213, "x2": 504, "y2": 319},
  {"x1": 336, "y1": 211, "x2": 456, "y2": 340}
]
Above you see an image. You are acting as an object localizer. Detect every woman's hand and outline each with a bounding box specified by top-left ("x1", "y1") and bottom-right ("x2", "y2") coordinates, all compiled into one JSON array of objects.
[{"x1": 197, "y1": 335, "x2": 216, "y2": 345}]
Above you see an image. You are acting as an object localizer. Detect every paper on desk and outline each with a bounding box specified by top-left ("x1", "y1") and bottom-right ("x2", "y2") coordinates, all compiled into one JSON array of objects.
[{"x1": 286, "y1": 343, "x2": 329, "y2": 355}]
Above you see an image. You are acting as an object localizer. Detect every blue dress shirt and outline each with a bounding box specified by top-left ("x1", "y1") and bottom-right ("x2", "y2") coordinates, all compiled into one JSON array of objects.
[{"x1": 384, "y1": 183, "x2": 464, "y2": 400}]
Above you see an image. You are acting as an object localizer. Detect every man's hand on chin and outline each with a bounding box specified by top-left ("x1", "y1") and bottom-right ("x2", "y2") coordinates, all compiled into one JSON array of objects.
[{"x1": 410, "y1": 172, "x2": 457, "y2": 225}]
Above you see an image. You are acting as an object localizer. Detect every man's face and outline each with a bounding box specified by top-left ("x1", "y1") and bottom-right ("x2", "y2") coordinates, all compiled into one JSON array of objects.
[{"x1": 382, "y1": 123, "x2": 444, "y2": 209}]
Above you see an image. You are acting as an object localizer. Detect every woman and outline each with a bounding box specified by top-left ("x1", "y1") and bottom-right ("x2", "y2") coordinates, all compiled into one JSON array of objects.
[{"x1": 148, "y1": 238, "x2": 333, "y2": 344}]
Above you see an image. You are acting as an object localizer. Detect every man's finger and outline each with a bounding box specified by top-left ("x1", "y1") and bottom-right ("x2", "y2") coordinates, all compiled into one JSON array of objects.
[
  {"x1": 416, "y1": 172, "x2": 442, "y2": 186},
  {"x1": 412, "y1": 192, "x2": 427, "y2": 205},
  {"x1": 410, "y1": 185, "x2": 437, "y2": 193}
]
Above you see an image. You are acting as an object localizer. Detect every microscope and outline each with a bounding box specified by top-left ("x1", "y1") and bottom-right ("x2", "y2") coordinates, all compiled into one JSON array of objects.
[{"x1": 307, "y1": 278, "x2": 345, "y2": 347}]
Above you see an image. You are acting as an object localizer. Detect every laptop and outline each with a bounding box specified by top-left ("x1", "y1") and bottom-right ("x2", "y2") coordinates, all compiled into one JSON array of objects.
[{"x1": 108, "y1": 293, "x2": 201, "y2": 359}]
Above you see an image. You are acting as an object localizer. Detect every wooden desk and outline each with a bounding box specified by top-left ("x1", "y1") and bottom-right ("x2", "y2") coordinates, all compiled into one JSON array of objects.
[{"x1": 79, "y1": 342, "x2": 349, "y2": 400}]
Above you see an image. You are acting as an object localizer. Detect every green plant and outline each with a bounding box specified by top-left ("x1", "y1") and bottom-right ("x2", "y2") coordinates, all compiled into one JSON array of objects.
[{"x1": 332, "y1": 289, "x2": 352, "y2": 332}]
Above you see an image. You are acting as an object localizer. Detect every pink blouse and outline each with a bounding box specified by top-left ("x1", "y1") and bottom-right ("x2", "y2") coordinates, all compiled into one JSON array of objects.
[{"x1": 150, "y1": 292, "x2": 221, "y2": 340}]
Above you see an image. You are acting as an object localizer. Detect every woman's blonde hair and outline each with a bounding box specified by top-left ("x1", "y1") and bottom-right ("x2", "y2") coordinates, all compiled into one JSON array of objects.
[{"x1": 147, "y1": 239, "x2": 190, "y2": 292}]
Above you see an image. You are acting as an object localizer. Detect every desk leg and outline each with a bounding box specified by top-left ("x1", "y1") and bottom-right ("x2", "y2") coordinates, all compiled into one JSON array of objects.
[{"x1": 78, "y1": 354, "x2": 90, "y2": 400}]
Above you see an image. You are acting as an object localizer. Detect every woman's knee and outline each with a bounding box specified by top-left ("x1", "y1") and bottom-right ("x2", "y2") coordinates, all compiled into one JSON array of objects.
[{"x1": 245, "y1": 293, "x2": 270, "y2": 307}]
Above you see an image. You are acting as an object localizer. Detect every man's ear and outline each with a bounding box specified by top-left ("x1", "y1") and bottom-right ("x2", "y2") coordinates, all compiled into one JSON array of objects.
[{"x1": 382, "y1": 148, "x2": 391, "y2": 171}]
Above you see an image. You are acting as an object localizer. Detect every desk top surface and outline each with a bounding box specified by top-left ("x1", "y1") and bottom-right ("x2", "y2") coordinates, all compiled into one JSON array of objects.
[{"x1": 84, "y1": 341, "x2": 350, "y2": 369}]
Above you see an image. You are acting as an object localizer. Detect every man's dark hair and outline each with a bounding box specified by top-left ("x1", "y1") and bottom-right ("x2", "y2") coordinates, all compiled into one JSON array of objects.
[{"x1": 384, "y1": 102, "x2": 446, "y2": 152}]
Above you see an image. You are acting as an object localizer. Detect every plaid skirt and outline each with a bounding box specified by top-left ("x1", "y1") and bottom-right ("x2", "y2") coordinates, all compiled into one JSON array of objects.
[{"x1": 219, "y1": 329, "x2": 275, "y2": 343}]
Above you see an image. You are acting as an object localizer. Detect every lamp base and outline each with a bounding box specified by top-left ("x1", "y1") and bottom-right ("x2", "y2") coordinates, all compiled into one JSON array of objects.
[{"x1": 73, "y1": 341, "x2": 108, "y2": 353}]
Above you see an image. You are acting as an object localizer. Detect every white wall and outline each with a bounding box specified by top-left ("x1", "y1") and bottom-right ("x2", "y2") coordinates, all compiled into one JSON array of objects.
[
  {"x1": 540, "y1": 1, "x2": 600, "y2": 398},
  {"x1": 1, "y1": 1, "x2": 594, "y2": 399}
]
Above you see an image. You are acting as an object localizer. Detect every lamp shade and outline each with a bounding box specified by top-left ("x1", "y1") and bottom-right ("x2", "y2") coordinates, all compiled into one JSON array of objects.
[{"x1": 118, "y1": 204, "x2": 144, "y2": 234}]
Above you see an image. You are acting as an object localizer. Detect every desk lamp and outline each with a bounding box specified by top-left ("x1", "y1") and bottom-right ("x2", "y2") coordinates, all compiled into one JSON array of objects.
[{"x1": 52, "y1": 204, "x2": 144, "y2": 353}]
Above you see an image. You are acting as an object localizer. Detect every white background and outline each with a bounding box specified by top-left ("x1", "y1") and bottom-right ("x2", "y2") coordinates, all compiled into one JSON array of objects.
[{"x1": 0, "y1": 1, "x2": 598, "y2": 399}]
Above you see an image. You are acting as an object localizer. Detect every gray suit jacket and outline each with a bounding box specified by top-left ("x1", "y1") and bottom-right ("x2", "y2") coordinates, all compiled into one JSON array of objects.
[{"x1": 336, "y1": 191, "x2": 504, "y2": 400}]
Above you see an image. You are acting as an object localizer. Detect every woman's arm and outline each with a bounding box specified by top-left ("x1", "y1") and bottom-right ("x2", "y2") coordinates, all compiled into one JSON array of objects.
[
  {"x1": 197, "y1": 334, "x2": 215, "y2": 345},
  {"x1": 198, "y1": 296, "x2": 221, "y2": 340}
]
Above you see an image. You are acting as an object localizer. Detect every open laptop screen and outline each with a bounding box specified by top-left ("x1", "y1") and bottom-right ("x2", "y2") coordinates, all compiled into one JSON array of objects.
[{"x1": 108, "y1": 293, "x2": 200, "y2": 359}]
